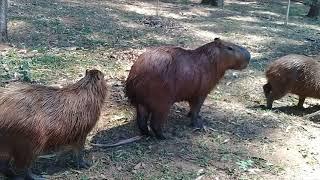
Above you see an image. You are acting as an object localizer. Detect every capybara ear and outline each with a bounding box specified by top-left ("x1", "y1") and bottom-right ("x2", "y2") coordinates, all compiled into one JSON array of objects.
[
  {"x1": 85, "y1": 69, "x2": 89, "y2": 75},
  {"x1": 96, "y1": 72, "x2": 101, "y2": 80},
  {"x1": 214, "y1": 38, "x2": 222, "y2": 46}
]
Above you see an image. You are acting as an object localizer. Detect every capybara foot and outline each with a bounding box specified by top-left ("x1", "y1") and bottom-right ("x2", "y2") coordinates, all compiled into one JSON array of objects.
[
  {"x1": 139, "y1": 127, "x2": 151, "y2": 137},
  {"x1": 296, "y1": 104, "x2": 304, "y2": 109},
  {"x1": 266, "y1": 98, "x2": 273, "y2": 109},
  {"x1": 266, "y1": 104, "x2": 272, "y2": 110},
  {"x1": 77, "y1": 159, "x2": 91, "y2": 169},
  {"x1": 10, "y1": 169, "x2": 45, "y2": 180},
  {"x1": 191, "y1": 116, "x2": 204, "y2": 129},
  {"x1": 155, "y1": 133, "x2": 166, "y2": 140},
  {"x1": 152, "y1": 129, "x2": 166, "y2": 140}
]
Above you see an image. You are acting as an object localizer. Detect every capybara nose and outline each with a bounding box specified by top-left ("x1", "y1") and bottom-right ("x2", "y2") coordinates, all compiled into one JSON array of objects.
[{"x1": 239, "y1": 46, "x2": 251, "y2": 62}]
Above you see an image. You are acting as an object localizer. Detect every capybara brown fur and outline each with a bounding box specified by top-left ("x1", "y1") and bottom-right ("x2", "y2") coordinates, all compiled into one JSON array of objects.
[
  {"x1": 125, "y1": 38, "x2": 251, "y2": 139},
  {"x1": 264, "y1": 54, "x2": 320, "y2": 109},
  {"x1": 0, "y1": 69, "x2": 107, "y2": 179}
]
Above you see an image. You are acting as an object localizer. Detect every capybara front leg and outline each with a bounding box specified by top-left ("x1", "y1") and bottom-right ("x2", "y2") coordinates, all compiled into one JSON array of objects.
[
  {"x1": 0, "y1": 159, "x2": 15, "y2": 177},
  {"x1": 266, "y1": 96, "x2": 274, "y2": 109},
  {"x1": 188, "y1": 96, "x2": 206, "y2": 129},
  {"x1": 297, "y1": 96, "x2": 306, "y2": 108},
  {"x1": 11, "y1": 151, "x2": 41, "y2": 180},
  {"x1": 75, "y1": 150, "x2": 90, "y2": 169},
  {"x1": 73, "y1": 141, "x2": 90, "y2": 169},
  {"x1": 137, "y1": 104, "x2": 150, "y2": 136},
  {"x1": 263, "y1": 83, "x2": 271, "y2": 98},
  {"x1": 266, "y1": 88, "x2": 287, "y2": 109},
  {"x1": 150, "y1": 110, "x2": 169, "y2": 140},
  {"x1": 263, "y1": 83, "x2": 274, "y2": 109}
]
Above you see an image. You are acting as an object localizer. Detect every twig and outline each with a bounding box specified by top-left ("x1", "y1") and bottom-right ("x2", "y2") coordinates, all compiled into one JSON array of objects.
[
  {"x1": 38, "y1": 154, "x2": 57, "y2": 159},
  {"x1": 285, "y1": 0, "x2": 291, "y2": 25},
  {"x1": 1, "y1": 78, "x2": 19, "y2": 84},
  {"x1": 156, "y1": 0, "x2": 159, "y2": 17},
  {"x1": 91, "y1": 136, "x2": 143, "y2": 148}
]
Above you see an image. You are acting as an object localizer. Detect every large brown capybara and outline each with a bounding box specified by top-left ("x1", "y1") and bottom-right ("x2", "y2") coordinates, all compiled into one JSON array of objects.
[
  {"x1": 125, "y1": 38, "x2": 251, "y2": 139},
  {"x1": 0, "y1": 69, "x2": 107, "y2": 180},
  {"x1": 264, "y1": 54, "x2": 320, "y2": 109}
]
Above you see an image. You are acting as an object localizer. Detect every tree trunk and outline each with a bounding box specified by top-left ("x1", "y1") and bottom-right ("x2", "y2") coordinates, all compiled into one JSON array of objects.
[
  {"x1": 201, "y1": 0, "x2": 224, "y2": 7},
  {"x1": 307, "y1": 4, "x2": 320, "y2": 17},
  {"x1": 0, "y1": 0, "x2": 8, "y2": 42}
]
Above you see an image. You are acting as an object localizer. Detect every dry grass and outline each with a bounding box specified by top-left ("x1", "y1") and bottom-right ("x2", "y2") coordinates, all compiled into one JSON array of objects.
[{"x1": 1, "y1": 0, "x2": 320, "y2": 179}]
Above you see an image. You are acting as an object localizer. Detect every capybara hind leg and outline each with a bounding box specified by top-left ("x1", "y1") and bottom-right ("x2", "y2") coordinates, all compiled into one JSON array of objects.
[
  {"x1": 150, "y1": 110, "x2": 169, "y2": 140},
  {"x1": 188, "y1": 96, "x2": 206, "y2": 129},
  {"x1": 297, "y1": 96, "x2": 306, "y2": 108},
  {"x1": 137, "y1": 104, "x2": 150, "y2": 136}
]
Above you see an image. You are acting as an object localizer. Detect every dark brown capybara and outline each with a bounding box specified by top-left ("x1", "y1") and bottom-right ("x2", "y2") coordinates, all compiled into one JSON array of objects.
[
  {"x1": 0, "y1": 69, "x2": 107, "y2": 180},
  {"x1": 125, "y1": 38, "x2": 251, "y2": 139},
  {"x1": 264, "y1": 54, "x2": 320, "y2": 109}
]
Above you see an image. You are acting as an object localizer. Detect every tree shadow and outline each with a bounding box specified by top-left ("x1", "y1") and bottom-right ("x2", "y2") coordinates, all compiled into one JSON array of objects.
[
  {"x1": 88, "y1": 99, "x2": 284, "y2": 176},
  {"x1": 249, "y1": 104, "x2": 320, "y2": 117}
]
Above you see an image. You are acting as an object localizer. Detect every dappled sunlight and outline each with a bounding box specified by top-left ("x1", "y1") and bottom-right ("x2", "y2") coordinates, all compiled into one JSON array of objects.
[
  {"x1": 117, "y1": 20, "x2": 144, "y2": 29},
  {"x1": 291, "y1": 23, "x2": 320, "y2": 32},
  {"x1": 252, "y1": 10, "x2": 281, "y2": 18},
  {"x1": 186, "y1": 24, "x2": 220, "y2": 42},
  {"x1": 226, "y1": 16, "x2": 261, "y2": 23},
  {"x1": 228, "y1": 1, "x2": 256, "y2": 5},
  {"x1": 120, "y1": 3, "x2": 186, "y2": 20},
  {"x1": 182, "y1": 8, "x2": 211, "y2": 18},
  {"x1": 269, "y1": 128, "x2": 320, "y2": 178},
  {"x1": 9, "y1": 20, "x2": 32, "y2": 34},
  {"x1": 122, "y1": 4, "x2": 157, "y2": 16}
]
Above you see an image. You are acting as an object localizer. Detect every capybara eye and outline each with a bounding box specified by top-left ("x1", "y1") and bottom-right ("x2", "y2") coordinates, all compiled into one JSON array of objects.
[{"x1": 227, "y1": 46, "x2": 233, "y2": 51}]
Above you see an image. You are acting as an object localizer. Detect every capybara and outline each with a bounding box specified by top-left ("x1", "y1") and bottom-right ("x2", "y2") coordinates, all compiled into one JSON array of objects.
[
  {"x1": 125, "y1": 38, "x2": 251, "y2": 139},
  {"x1": 0, "y1": 69, "x2": 107, "y2": 179},
  {"x1": 264, "y1": 54, "x2": 320, "y2": 109}
]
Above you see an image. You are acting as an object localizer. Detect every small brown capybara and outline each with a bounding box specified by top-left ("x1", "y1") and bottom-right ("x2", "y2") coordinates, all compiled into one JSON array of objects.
[
  {"x1": 0, "y1": 69, "x2": 107, "y2": 180},
  {"x1": 125, "y1": 38, "x2": 251, "y2": 139},
  {"x1": 264, "y1": 54, "x2": 320, "y2": 109}
]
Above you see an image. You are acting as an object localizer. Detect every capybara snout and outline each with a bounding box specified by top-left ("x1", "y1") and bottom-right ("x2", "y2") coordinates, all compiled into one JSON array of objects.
[
  {"x1": 264, "y1": 54, "x2": 320, "y2": 109},
  {"x1": 125, "y1": 38, "x2": 250, "y2": 139}
]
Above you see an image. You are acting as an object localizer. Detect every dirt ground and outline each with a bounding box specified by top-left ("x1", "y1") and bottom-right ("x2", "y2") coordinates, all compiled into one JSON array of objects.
[{"x1": 1, "y1": 0, "x2": 320, "y2": 179}]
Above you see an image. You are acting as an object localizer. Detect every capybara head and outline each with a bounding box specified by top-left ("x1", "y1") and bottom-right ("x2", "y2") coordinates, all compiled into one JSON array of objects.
[
  {"x1": 210, "y1": 38, "x2": 251, "y2": 70},
  {"x1": 86, "y1": 69, "x2": 105, "y2": 82},
  {"x1": 82, "y1": 69, "x2": 107, "y2": 96}
]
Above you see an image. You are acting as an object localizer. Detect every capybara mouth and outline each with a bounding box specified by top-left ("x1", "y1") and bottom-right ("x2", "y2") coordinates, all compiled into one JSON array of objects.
[{"x1": 234, "y1": 61, "x2": 249, "y2": 70}]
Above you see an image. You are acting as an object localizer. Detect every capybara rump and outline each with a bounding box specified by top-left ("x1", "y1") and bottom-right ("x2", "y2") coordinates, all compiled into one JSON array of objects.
[
  {"x1": 264, "y1": 54, "x2": 320, "y2": 109},
  {"x1": 125, "y1": 38, "x2": 251, "y2": 139},
  {"x1": 0, "y1": 69, "x2": 107, "y2": 179}
]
